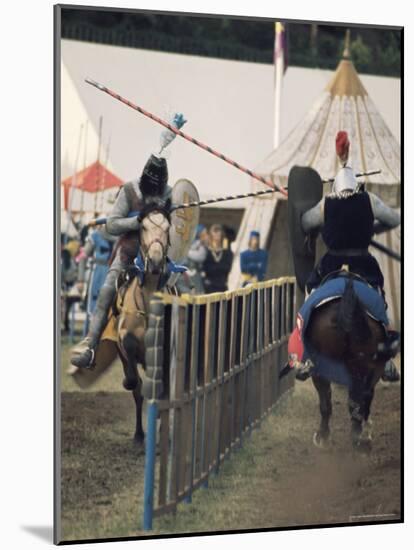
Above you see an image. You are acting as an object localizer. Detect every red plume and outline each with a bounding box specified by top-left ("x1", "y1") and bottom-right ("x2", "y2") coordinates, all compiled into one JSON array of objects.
[{"x1": 336, "y1": 131, "x2": 349, "y2": 163}]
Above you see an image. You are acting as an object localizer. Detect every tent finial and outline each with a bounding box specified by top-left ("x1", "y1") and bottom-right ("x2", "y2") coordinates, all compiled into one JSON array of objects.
[{"x1": 343, "y1": 29, "x2": 351, "y2": 59}]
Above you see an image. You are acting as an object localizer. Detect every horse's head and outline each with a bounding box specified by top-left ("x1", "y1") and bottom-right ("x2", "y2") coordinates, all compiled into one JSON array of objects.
[{"x1": 139, "y1": 204, "x2": 171, "y2": 275}]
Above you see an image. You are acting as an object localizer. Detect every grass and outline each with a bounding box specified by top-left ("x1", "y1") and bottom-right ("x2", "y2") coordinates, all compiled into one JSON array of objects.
[{"x1": 59, "y1": 329, "x2": 401, "y2": 541}]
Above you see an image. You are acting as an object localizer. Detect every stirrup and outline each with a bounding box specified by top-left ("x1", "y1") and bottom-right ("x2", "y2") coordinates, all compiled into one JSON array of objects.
[{"x1": 70, "y1": 345, "x2": 96, "y2": 369}]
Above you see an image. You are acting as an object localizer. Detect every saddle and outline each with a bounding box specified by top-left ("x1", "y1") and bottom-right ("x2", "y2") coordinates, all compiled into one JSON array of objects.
[
  {"x1": 319, "y1": 268, "x2": 372, "y2": 290},
  {"x1": 112, "y1": 265, "x2": 142, "y2": 318}
]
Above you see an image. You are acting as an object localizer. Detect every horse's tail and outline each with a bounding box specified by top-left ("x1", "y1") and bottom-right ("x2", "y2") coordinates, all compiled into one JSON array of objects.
[{"x1": 336, "y1": 278, "x2": 371, "y2": 345}]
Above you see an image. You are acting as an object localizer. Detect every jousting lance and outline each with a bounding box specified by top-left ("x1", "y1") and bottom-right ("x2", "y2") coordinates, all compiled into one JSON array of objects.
[
  {"x1": 84, "y1": 78, "x2": 288, "y2": 197},
  {"x1": 85, "y1": 79, "x2": 398, "y2": 261},
  {"x1": 88, "y1": 188, "x2": 278, "y2": 226}
]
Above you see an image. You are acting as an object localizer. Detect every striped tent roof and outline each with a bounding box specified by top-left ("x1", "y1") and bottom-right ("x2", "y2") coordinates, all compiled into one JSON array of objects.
[
  {"x1": 255, "y1": 53, "x2": 400, "y2": 194},
  {"x1": 61, "y1": 160, "x2": 123, "y2": 210}
]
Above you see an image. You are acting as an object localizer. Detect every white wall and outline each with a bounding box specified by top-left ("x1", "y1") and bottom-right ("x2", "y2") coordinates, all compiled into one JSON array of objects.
[{"x1": 61, "y1": 39, "x2": 400, "y2": 208}]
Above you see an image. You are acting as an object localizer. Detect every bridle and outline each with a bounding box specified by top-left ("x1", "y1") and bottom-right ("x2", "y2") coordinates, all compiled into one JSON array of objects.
[{"x1": 138, "y1": 206, "x2": 171, "y2": 274}]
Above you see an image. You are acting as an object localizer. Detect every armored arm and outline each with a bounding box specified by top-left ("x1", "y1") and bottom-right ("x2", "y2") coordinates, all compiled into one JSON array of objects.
[
  {"x1": 106, "y1": 186, "x2": 140, "y2": 236},
  {"x1": 301, "y1": 198, "x2": 324, "y2": 234},
  {"x1": 369, "y1": 193, "x2": 400, "y2": 229}
]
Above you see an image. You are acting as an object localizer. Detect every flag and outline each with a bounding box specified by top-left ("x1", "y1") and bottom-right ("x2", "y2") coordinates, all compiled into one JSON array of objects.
[{"x1": 274, "y1": 22, "x2": 288, "y2": 74}]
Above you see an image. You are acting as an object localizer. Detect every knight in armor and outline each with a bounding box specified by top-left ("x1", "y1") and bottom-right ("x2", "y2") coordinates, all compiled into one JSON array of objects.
[
  {"x1": 302, "y1": 132, "x2": 400, "y2": 295},
  {"x1": 71, "y1": 153, "x2": 172, "y2": 368},
  {"x1": 300, "y1": 131, "x2": 401, "y2": 380}
]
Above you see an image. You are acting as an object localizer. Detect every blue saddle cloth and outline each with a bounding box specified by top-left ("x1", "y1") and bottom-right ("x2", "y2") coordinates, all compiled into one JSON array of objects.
[{"x1": 299, "y1": 276, "x2": 389, "y2": 387}]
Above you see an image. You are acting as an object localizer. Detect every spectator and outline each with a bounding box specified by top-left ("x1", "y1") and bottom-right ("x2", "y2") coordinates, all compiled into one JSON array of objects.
[
  {"x1": 61, "y1": 238, "x2": 80, "y2": 333},
  {"x1": 77, "y1": 226, "x2": 116, "y2": 314},
  {"x1": 176, "y1": 224, "x2": 209, "y2": 294},
  {"x1": 240, "y1": 230, "x2": 268, "y2": 286},
  {"x1": 203, "y1": 224, "x2": 233, "y2": 293}
]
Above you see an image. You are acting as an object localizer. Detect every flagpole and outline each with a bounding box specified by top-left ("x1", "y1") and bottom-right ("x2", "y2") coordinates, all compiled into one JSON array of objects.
[{"x1": 273, "y1": 22, "x2": 284, "y2": 149}]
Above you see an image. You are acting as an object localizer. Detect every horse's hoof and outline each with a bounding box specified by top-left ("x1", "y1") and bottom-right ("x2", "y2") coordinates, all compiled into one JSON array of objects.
[
  {"x1": 133, "y1": 435, "x2": 145, "y2": 452},
  {"x1": 313, "y1": 431, "x2": 330, "y2": 449},
  {"x1": 123, "y1": 377, "x2": 138, "y2": 391}
]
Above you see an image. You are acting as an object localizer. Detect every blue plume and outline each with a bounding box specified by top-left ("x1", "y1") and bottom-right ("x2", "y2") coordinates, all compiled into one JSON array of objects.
[{"x1": 159, "y1": 112, "x2": 187, "y2": 153}]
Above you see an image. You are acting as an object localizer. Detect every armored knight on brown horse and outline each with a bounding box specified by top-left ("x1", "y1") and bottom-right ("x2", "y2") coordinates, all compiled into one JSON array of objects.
[{"x1": 287, "y1": 131, "x2": 401, "y2": 451}]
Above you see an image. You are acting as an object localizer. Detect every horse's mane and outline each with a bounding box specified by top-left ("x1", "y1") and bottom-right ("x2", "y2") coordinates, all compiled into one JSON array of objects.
[{"x1": 140, "y1": 199, "x2": 172, "y2": 224}]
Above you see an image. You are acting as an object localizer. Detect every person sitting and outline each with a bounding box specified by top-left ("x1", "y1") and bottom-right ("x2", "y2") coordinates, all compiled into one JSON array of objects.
[
  {"x1": 203, "y1": 224, "x2": 233, "y2": 294},
  {"x1": 240, "y1": 230, "x2": 268, "y2": 287}
]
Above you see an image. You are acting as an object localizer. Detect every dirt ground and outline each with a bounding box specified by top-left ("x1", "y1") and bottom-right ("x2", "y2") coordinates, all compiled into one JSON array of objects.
[{"x1": 59, "y1": 356, "x2": 401, "y2": 542}]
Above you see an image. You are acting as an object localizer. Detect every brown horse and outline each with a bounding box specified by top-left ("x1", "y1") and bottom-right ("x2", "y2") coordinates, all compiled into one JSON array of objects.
[
  {"x1": 114, "y1": 207, "x2": 171, "y2": 447},
  {"x1": 306, "y1": 277, "x2": 391, "y2": 452}
]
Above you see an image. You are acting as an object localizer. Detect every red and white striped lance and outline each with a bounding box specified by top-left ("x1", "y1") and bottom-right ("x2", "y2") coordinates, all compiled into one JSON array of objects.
[{"x1": 85, "y1": 78, "x2": 288, "y2": 197}]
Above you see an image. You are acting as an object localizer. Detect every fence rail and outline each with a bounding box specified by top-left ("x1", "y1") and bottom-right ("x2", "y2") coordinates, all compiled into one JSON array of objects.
[{"x1": 142, "y1": 277, "x2": 296, "y2": 529}]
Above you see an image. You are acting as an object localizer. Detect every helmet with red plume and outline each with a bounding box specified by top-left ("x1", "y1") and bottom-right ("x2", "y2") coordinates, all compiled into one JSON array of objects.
[{"x1": 336, "y1": 131, "x2": 350, "y2": 165}]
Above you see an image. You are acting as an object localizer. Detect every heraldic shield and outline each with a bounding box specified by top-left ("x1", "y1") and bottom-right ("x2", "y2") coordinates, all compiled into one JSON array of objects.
[
  {"x1": 168, "y1": 178, "x2": 200, "y2": 262},
  {"x1": 287, "y1": 166, "x2": 323, "y2": 292}
]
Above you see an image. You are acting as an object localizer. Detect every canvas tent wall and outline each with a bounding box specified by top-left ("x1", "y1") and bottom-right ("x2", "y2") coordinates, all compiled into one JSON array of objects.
[
  {"x1": 228, "y1": 49, "x2": 401, "y2": 327},
  {"x1": 61, "y1": 39, "x2": 399, "y2": 208}
]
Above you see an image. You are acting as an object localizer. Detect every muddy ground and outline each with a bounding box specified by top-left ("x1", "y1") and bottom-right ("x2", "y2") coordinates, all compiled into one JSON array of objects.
[{"x1": 59, "y1": 364, "x2": 401, "y2": 542}]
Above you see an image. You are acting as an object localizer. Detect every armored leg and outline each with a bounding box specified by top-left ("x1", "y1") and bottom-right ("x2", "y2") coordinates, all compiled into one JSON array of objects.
[{"x1": 71, "y1": 254, "x2": 124, "y2": 368}]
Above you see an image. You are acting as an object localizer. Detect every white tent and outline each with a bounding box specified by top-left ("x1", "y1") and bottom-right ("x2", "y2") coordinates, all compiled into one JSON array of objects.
[
  {"x1": 229, "y1": 49, "x2": 401, "y2": 327},
  {"x1": 61, "y1": 39, "x2": 400, "y2": 208}
]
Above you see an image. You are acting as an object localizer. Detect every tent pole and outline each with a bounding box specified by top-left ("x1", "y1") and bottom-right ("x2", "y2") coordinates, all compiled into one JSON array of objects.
[
  {"x1": 65, "y1": 123, "x2": 84, "y2": 243},
  {"x1": 79, "y1": 119, "x2": 89, "y2": 223},
  {"x1": 99, "y1": 135, "x2": 111, "y2": 214},
  {"x1": 93, "y1": 116, "x2": 103, "y2": 217}
]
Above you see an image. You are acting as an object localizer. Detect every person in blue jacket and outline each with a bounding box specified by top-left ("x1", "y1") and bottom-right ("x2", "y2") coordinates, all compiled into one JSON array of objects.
[
  {"x1": 240, "y1": 230, "x2": 268, "y2": 286},
  {"x1": 77, "y1": 227, "x2": 116, "y2": 315}
]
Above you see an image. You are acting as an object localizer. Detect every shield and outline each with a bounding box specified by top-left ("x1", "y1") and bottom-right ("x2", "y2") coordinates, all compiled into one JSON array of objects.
[
  {"x1": 288, "y1": 166, "x2": 323, "y2": 292},
  {"x1": 168, "y1": 178, "x2": 200, "y2": 262}
]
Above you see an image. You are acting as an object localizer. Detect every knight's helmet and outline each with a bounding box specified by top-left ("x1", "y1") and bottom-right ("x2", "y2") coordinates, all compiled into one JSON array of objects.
[
  {"x1": 139, "y1": 154, "x2": 168, "y2": 196},
  {"x1": 332, "y1": 131, "x2": 358, "y2": 194},
  {"x1": 138, "y1": 112, "x2": 187, "y2": 197}
]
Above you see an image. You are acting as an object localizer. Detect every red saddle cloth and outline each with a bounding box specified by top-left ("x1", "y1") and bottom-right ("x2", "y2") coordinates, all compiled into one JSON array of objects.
[{"x1": 288, "y1": 314, "x2": 304, "y2": 368}]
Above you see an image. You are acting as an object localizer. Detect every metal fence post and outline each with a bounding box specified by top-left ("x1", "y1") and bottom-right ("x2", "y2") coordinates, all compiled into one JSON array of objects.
[
  {"x1": 143, "y1": 401, "x2": 158, "y2": 531},
  {"x1": 142, "y1": 297, "x2": 165, "y2": 531}
]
